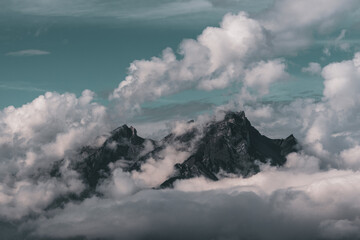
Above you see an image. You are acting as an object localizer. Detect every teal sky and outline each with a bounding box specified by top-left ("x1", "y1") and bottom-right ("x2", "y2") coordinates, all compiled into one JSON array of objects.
[
  {"x1": 1, "y1": 0, "x2": 359, "y2": 121},
  {"x1": 0, "y1": 1, "x2": 272, "y2": 108}
]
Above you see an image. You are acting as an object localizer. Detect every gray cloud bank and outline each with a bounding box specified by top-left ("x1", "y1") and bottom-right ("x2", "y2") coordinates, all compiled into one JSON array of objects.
[
  {"x1": 1, "y1": 0, "x2": 360, "y2": 239},
  {"x1": 29, "y1": 167, "x2": 360, "y2": 240}
]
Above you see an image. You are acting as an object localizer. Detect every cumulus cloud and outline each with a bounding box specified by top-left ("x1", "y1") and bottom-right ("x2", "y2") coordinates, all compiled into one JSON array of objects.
[
  {"x1": 302, "y1": 62, "x2": 322, "y2": 75},
  {"x1": 110, "y1": 0, "x2": 359, "y2": 113},
  {"x1": 0, "y1": 90, "x2": 110, "y2": 219},
  {"x1": 244, "y1": 59, "x2": 287, "y2": 95},
  {"x1": 5, "y1": 49, "x2": 50, "y2": 56},
  {"x1": 322, "y1": 52, "x2": 360, "y2": 111},
  {"x1": 110, "y1": 12, "x2": 271, "y2": 110},
  {"x1": 110, "y1": 11, "x2": 285, "y2": 112}
]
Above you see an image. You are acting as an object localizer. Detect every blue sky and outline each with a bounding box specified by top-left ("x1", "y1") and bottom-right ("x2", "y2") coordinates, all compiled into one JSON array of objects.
[
  {"x1": 1, "y1": 0, "x2": 359, "y2": 122},
  {"x1": 0, "y1": 0, "x2": 273, "y2": 108}
]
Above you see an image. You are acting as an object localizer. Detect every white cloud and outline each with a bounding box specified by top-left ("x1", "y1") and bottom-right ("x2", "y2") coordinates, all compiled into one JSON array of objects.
[
  {"x1": 110, "y1": 12, "x2": 279, "y2": 111},
  {"x1": 110, "y1": 0, "x2": 360, "y2": 114},
  {"x1": 5, "y1": 49, "x2": 50, "y2": 57},
  {"x1": 340, "y1": 145, "x2": 360, "y2": 170},
  {"x1": 244, "y1": 59, "x2": 287, "y2": 95},
  {"x1": 130, "y1": 145, "x2": 191, "y2": 187},
  {"x1": 322, "y1": 52, "x2": 360, "y2": 111},
  {"x1": 0, "y1": 90, "x2": 110, "y2": 219},
  {"x1": 26, "y1": 164, "x2": 360, "y2": 240},
  {"x1": 302, "y1": 62, "x2": 322, "y2": 75}
]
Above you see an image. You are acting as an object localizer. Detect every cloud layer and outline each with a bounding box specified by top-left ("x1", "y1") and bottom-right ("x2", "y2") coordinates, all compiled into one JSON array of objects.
[{"x1": 0, "y1": 90, "x2": 109, "y2": 219}]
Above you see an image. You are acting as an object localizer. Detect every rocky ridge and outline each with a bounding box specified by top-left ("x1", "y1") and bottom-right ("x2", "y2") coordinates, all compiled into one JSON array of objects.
[{"x1": 74, "y1": 111, "x2": 298, "y2": 190}]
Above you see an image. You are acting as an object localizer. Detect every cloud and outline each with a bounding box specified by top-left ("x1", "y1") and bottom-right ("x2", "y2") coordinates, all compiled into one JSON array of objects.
[
  {"x1": 208, "y1": 0, "x2": 273, "y2": 10},
  {"x1": 110, "y1": 12, "x2": 280, "y2": 111},
  {"x1": 5, "y1": 49, "x2": 50, "y2": 57},
  {"x1": 130, "y1": 146, "x2": 191, "y2": 187},
  {"x1": 26, "y1": 164, "x2": 360, "y2": 240},
  {"x1": 110, "y1": 0, "x2": 360, "y2": 114},
  {"x1": 2, "y1": 0, "x2": 275, "y2": 21},
  {"x1": 260, "y1": 0, "x2": 359, "y2": 53},
  {"x1": 0, "y1": 90, "x2": 110, "y2": 219},
  {"x1": 322, "y1": 52, "x2": 360, "y2": 111},
  {"x1": 4, "y1": 0, "x2": 214, "y2": 20},
  {"x1": 244, "y1": 59, "x2": 287, "y2": 95},
  {"x1": 320, "y1": 29, "x2": 352, "y2": 57},
  {"x1": 334, "y1": 29, "x2": 351, "y2": 51},
  {"x1": 320, "y1": 218, "x2": 360, "y2": 239},
  {"x1": 0, "y1": 84, "x2": 47, "y2": 92},
  {"x1": 302, "y1": 62, "x2": 322, "y2": 75}
]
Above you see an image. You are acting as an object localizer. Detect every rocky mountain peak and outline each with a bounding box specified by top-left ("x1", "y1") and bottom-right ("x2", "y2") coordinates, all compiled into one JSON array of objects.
[
  {"x1": 109, "y1": 124, "x2": 143, "y2": 145},
  {"x1": 71, "y1": 111, "x2": 298, "y2": 192},
  {"x1": 224, "y1": 110, "x2": 246, "y2": 123},
  {"x1": 160, "y1": 111, "x2": 298, "y2": 187}
]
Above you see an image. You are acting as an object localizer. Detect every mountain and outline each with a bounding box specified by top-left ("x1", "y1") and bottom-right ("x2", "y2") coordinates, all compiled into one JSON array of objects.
[
  {"x1": 74, "y1": 125, "x2": 155, "y2": 190},
  {"x1": 74, "y1": 111, "x2": 298, "y2": 191},
  {"x1": 159, "y1": 111, "x2": 297, "y2": 187}
]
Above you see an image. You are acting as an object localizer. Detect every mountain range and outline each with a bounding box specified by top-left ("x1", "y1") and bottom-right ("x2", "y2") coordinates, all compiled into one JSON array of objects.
[{"x1": 68, "y1": 111, "x2": 298, "y2": 193}]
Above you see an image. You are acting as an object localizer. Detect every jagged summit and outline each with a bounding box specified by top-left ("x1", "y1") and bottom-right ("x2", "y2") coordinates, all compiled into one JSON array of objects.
[
  {"x1": 160, "y1": 111, "x2": 298, "y2": 187},
  {"x1": 224, "y1": 110, "x2": 246, "y2": 121},
  {"x1": 73, "y1": 111, "x2": 298, "y2": 191},
  {"x1": 109, "y1": 124, "x2": 143, "y2": 144},
  {"x1": 75, "y1": 125, "x2": 147, "y2": 190}
]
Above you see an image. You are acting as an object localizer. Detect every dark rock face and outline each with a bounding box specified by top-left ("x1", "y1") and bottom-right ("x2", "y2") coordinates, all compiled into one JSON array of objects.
[
  {"x1": 73, "y1": 111, "x2": 298, "y2": 191},
  {"x1": 159, "y1": 111, "x2": 298, "y2": 188},
  {"x1": 74, "y1": 125, "x2": 151, "y2": 190}
]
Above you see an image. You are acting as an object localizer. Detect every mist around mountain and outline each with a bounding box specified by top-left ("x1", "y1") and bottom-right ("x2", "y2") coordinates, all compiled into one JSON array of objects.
[{"x1": 67, "y1": 111, "x2": 298, "y2": 195}]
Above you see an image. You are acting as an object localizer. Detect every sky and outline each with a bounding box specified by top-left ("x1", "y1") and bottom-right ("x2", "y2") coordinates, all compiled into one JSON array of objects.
[
  {"x1": 2, "y1": 0, "x2": 360, "y2": 239},
  {"x1": 1, "y1": 0, "x2": 358, "y2": 123},
  {"x1": 0, "y1": 0, "x2": 272, "y2": 109}
]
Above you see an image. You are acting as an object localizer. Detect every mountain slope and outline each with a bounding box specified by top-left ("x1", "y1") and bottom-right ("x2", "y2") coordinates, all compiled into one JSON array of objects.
[
  {"x1": 73, "y1": 111, "x2": 298, "y2": 191},
  {"x1": 159, "y1": 111, "x2": 298, "y2": 187}
]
